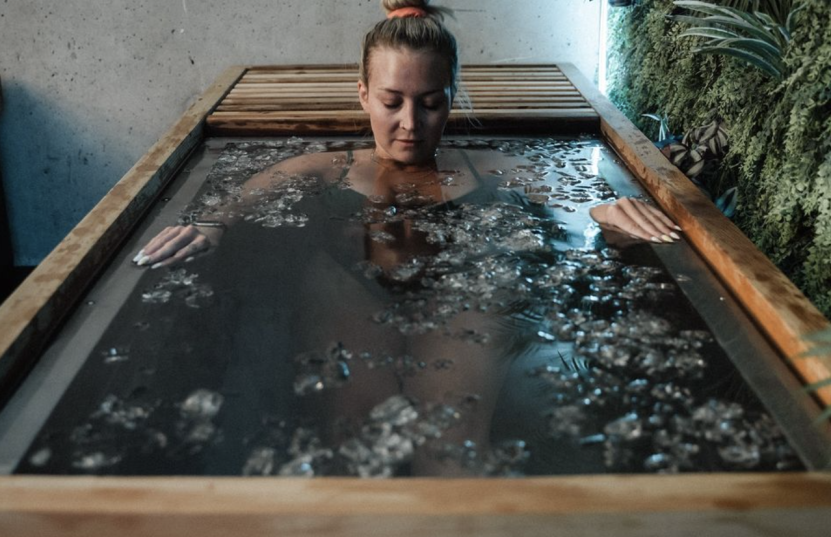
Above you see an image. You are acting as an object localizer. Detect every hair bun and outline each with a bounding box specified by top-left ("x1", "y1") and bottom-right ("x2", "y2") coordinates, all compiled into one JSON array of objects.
[
  {"x1": 380, "y1": 0, "x2": 452, "y2": 20},
  {"x1": 381, "y1": 0, "x2": 430, "y2": 14}
]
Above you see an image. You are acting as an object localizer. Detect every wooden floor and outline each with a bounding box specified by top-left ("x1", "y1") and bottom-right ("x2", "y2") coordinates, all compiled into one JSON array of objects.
[{"x1": 206, "y1": 65, "x2": 599, "y2": 135}]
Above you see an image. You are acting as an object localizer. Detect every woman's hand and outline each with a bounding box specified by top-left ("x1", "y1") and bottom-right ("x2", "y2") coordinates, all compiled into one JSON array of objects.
[
  {"x1": 589, "y1": 197, "x2": 681, "y2": 244},
  {"x1": 133, "y1": 225, "x2": 222, "y2": 269}
]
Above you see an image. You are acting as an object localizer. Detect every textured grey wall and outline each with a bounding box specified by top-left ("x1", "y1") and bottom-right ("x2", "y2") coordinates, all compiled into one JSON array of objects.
[{"x1": 0, "y1": 0, "x2": 601, "y2": 265}]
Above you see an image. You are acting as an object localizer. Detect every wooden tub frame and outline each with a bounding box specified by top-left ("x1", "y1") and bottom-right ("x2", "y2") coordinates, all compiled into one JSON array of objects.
[{"x1": 0, "y1": 64, "x2": 830, "y2": 535}]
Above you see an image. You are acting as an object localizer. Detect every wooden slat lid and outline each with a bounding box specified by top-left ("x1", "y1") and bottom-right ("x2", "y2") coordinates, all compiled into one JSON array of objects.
[{"x1": 206, "y1": 64, "x2": 598, "y2": 136}]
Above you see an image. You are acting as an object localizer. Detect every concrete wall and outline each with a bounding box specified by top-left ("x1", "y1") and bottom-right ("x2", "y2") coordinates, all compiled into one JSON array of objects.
[{"x1": 0, "y1": 0, "x2": 601, "y2": 265}]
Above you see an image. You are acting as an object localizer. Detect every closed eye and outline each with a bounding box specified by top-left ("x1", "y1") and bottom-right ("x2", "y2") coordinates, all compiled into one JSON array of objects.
[{"x1": 422, "y1": 97, "x2": 447, "y2": 111}]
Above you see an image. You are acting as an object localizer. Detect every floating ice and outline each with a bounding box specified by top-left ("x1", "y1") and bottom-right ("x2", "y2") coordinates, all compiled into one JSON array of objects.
[
  {"x1": 277, "y1": 428, "x2": 333, "y2": 477},
  {"x1": 102, "y1": 347, "x2": 130, "y2": 364},
  {"x1": 94, "y1": 394, "x2": 152, "y2": 430},
  {"x1": 293, "y1": 342, "x2": 353, "y2": 395},
  {"x1": 242, "y1": 447, "x2": 277, "y2": 476},
  {"x1": 72, "y1": 451, "x2": 122, "y2": 471},
  {"x1": 369, "y1": 395, "x2": 419, "y2": 427},
  {"x1": 180, "y1": 389, "x2": 224, "y2": 420},
  {"x1": 142, "y1": 268, "x2": 213, "y2": 308},
  {"x1": 28, "y1": 448, "x2": 52, "y2": 467}
]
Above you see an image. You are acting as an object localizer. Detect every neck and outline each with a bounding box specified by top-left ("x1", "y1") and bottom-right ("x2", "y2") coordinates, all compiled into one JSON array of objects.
[{"x1": 371, "y1": 151, "x2": 438, "y2": 174}]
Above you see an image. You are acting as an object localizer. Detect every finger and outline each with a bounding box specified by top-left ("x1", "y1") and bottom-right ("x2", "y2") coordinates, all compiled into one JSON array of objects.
[
  {"x1": 144, "y1": 226, "x2": 180, "y2": 253},
  {"x1": 626, "y1": 199, "x2": 678, "y2": 241},
  {"x1": 643, "y1": 203, "x2": 682, "y2": 234},
  {"x1": 613, "y1": 198, "x2": 667, "y2": 242},
  {"x1": 151, "y1": 236, "x2": 210, "y2": 269},
  {"x1": 625, "y1": 198, "x2": 674, "y2": 229},
  {"x1": 631, "y1": 201, "x2": 682, "y2": 240},
  {"x1": 136, "y1": 228, "x2": 184, "y2": 265},
  {"x1": 141, "y1": 226, "x2": 184, "y2": 258},
  {"x1": 142, "y1": 228, "x2": 204, "y2": 265},
  {"x1": 150, "y1": 230, "x2": 205, "y2": 263},
  {"x1": 134, "y1": 227, "x2": 177, "y2": 262}
]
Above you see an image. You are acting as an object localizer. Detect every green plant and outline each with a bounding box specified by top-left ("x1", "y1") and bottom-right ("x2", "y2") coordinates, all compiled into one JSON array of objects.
[
  {"x1": 642, "y1": 113, "x2": 673, "y2": 141},
  {"x1": 607, "y1": 0, "x2": 831, "y2": 316},
  {"x1": 662, "y1": 117, "x2": 737, "y2": 216},
  {"x1": 666, "y1": 118, "x2": 729, "y2": 177},
  {"x1": 716, "y1": 1, "x2": 796, "y2": 25},
  {"x1": 671, "y1": 0, "x2": 804, "y2": 79}
]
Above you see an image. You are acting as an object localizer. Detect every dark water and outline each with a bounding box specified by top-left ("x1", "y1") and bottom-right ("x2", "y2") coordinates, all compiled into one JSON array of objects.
[{"x1": 16, "y1": 138, "x2": 800, "y2": 476}]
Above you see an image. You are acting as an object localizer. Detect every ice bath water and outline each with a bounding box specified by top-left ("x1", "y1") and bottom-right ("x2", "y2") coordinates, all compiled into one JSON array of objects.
[{"x1": 15, "y1": 138, "x2": 800, "y2": 476}]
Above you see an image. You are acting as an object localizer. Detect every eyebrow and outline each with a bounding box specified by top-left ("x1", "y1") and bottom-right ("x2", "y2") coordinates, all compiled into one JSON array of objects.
[{"x1": 377, "y1": 88, "x2": 447, "y2": 98}]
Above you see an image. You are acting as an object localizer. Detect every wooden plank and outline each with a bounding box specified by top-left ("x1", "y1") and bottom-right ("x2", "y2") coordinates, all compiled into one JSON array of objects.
[
  {"x1": 205, "y1": 114, "x2": 599, "y2": 137},
  {"x1": 0, "y1": 66, "x2": 248, "y2": 405},
  {"x1": 219, "y1": 98, "x2": 578, "y2": 108},
  {"x1": 230, "y1": 85, "x2": 577, "y2": 93},
  {"x1": 215, "y1": 101, "x2": 591, "y2": 113},
  {"x1": 210, "y1": 108, "x2": 593, "y2": 119},
  {"x1": 1, "y1": 474, "x2": 830, "y2": 514},
  {"x1": 244, "y1": 64, "x2": 563, "y2": 73},
  {"x1": 245, "y1": 64, "x2": 561, "y2": 72},
  {"x1": 227, "y1": 87, "x2": 583, "y2": 95},
  {"x1": 241, "y1": 70, "x2": 567, "y2": 79},
  {"x1": 220, "y1": 95, "x2": 586, "y2": 103},
  {"x1": 0, "y1": 474, "x2": 830, "y2": 537},
  {"x1": 229, "y1": 82, "x2": 577, "y2": 91},
  {"x1": 240, "y1": 74, "x2": 569, "y2": 82},
  {"x1": 560, "y1": 64, "x2": 831, "y2": 407},
  {"x1": 217, "y1": 95, "x2": 584, "y2": 105}
]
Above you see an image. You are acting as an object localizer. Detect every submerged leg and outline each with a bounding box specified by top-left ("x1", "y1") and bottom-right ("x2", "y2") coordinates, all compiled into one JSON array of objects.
[
  {"x1": 293, "y1": 251, "x2": 404, "y2": 444},
  {"x1": 404, "y1": 307, "x2": 511, "y2": 476}
]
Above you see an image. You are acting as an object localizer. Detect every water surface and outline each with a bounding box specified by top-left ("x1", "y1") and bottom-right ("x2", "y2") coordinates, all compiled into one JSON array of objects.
[{"x1": 15, "y1": 137, "x2": 799, "y2": 476}]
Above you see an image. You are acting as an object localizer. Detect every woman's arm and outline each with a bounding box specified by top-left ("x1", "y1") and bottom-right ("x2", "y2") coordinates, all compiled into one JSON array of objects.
[
  {"x1": 134, "y1": 151, "x2": 342, "y2": 268},
  {"x1": 590, "y1": 198, "x2": 681, "y2": 243},
  {"x1": 460, "y1": 148, "x2": 681, "y2": 244}
]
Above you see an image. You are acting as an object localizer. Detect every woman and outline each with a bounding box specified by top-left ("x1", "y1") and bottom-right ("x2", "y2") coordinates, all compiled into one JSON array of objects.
[
  {"x1": 135, "y1": 0, "x2": 679, "y2": 269},
  {"x1": 132, "y1": 0, "x2": 682, "y2": 476}
]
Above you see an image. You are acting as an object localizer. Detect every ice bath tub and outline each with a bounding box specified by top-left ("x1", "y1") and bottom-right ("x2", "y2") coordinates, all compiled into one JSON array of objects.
[{"x1": 0, "y1": 65, "x2": 830, "y2": 535}]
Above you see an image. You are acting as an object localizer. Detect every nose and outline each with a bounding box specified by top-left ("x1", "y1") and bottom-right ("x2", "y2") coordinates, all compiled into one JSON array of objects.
[{"x1": 400, "y1": 102, "x2": 419, "y2": 132}]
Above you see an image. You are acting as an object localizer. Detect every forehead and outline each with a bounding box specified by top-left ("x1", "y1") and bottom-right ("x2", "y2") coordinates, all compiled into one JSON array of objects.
[{"x1": 367, "y1": 47, "x2": 451, "y2": 91}]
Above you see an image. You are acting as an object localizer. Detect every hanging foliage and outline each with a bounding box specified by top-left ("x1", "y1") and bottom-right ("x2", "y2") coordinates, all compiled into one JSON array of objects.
[
  {"x1": 607, "y1": 0, "x2": 831, "y2": 316},
  {"x1": 716, "y1": 0, "x2": 796, "y2": 25},
  {"x1": 671, "y1": 0, "x2": 804, "y2": 79}
]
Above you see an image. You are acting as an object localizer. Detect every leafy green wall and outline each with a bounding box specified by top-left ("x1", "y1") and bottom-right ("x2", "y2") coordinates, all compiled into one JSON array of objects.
[{"x1": 607, "y1": 0, "x2": 831, "y2": 317}]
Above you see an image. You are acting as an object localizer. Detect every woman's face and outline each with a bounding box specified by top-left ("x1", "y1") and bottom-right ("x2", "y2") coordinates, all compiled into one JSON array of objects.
[{"x1": 359, "y1": 47, "x2": 453, "y2": 166}]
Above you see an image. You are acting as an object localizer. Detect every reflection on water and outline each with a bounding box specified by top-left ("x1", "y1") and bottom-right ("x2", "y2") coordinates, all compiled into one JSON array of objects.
[{"x1": 17, "y1": 137, "x2": 800, "y2": 476}]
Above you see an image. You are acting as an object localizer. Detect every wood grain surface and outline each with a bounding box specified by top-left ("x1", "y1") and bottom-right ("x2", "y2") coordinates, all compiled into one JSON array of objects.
[
  {"x1": 0, "y1": 474, "x2": 829, "y2": 537},
  {"x1": 205, "y1": 65, "x2": 598, "y2": 135}
]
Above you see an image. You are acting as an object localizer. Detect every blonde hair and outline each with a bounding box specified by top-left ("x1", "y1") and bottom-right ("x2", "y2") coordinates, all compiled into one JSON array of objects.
[{"x1": 360, "y1": 0, "x2": 459, "y2": 100}]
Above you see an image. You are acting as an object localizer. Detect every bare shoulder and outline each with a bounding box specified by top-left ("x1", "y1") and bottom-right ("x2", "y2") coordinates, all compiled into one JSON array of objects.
[{"x1": 243, "y1": 150, "x2": 351, "y2": 191}]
